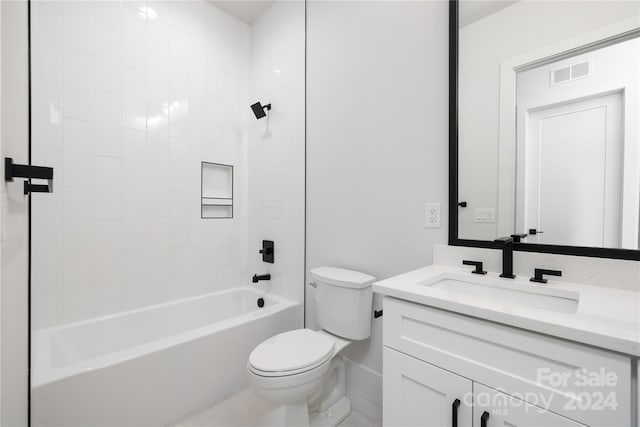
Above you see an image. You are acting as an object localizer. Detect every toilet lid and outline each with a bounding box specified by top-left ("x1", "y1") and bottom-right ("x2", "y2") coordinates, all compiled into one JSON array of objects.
[{"x1": 249, "y1": 329, "x2": 335, "y2": 374}]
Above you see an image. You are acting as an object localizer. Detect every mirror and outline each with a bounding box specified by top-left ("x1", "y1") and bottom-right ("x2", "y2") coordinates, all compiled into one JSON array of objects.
[{"x1": 454, "y1": 0, "x2": 640, "y2": 254}]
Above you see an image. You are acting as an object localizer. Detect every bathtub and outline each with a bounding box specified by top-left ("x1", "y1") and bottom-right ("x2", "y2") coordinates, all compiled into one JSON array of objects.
[{"x1": 31, "y1": 287, "x2": 300, "y2": 426}]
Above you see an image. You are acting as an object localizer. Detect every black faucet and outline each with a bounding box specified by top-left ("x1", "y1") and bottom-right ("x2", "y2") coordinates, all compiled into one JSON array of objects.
[
  {"x1": 252, "y1": 274, "x2": 271, "y2": 283},
  {"x1": 494, "y1": 234, "x2": 527, "y2": 279},
  {"x1": 494, "y1": 236, "x2": 516, "y2": 278}
]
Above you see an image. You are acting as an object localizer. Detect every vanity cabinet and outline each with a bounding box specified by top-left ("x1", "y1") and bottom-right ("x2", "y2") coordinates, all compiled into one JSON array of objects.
[
  {"x1": 382, "y1": 297, "x2": 632, "y2": 427},
  {"x1": 383, "y1": 347, "x2": 472, "y2": 426}
]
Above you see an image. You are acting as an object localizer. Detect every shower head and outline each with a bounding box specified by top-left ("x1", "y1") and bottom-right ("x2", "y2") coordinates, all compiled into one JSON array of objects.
[{"x1": 250, "y1": 102, "x2": 271, "y2": 120}]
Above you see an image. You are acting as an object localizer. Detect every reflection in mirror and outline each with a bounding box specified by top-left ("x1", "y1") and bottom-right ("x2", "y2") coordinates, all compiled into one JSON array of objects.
[{"x1": 457, "y1": 0, "x2": 640, "y2": 249}]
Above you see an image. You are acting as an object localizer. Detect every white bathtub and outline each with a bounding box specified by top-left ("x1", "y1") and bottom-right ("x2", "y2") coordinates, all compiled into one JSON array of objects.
[{"x1": 31, "y1": 287, "x2": 300, "y2": 426}]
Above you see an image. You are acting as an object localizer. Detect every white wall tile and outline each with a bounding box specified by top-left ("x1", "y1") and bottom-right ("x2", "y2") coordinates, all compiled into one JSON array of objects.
[
  {"x1": 63, "y1": 49, "x2": 94, "y2": 121},
  {"x1": 169, "y1": 218, "x2": 189, "y2": 247},
  {"x1": 63, "y1": 0, "x2": 95, "y2": 54},
  {"x1": 168, "y1": 137, "x2": 188, "y2": 192},
  {"x1": 95, "y1": 90, "x2": 123, "y2": 157},
  {"x1": 123, "y1": 4, "x2": 147, "y2": 70},
  {"x1": 64, "y1": 220, "x2": 95, "y2": 255},
  {"x1": 64, "y1": 186, "x2": 94, "y2": 223},
  {"x1": 95, "y1": 220, "x2": 122, "y2": 253},
  {"x1": 32, "y1": 0, "x2": 254, "y2": 328},
  {"x1": 94, "y1": 249, "x2": 122, "y2": 291},
  {"x1": 122, "y1": 190, "x2": 147, "y2": 251},
  {"x1": 63, "y1": 290, "x2": 94, "y2": 323},
  {"x1": 94, "y1": 1, "x2": 123, "y2": 93},
  {"x1": 94, "y1": 1, "x2": 122, "y2": 64},
  {"x1": 123, "y1": 128, "x2": 147, "y2": 189},
  {"x1": 95, "y1": 186, "x2": 122, "y2": 220},
  {"x1": 121, "y1": 249, "x2": 148, "y2": 293},
  {"x1": 64, "y1": 253, "x2": 94, "y2": 295},
  {"x1": 123, "y1": 68, "x2": 147, "y2": 131},
  {"x1": 32, "y1": 76, "x2": 64, "y2": 152},
  {"x1": 93, "y1": 287, "x2": 121, "y2": 317},
  {"x1": 147, "y1": 2, "x2": 170, "y2": 51},
  {"x1": 32, "y1": 1, "x2": 63, "y2": 80},
  {"x1": 147, "y1": 48, "x2": 169, "y2": 133},
  {"x1": 63, "y1": 119, "x2": 94, "y2": 188}
]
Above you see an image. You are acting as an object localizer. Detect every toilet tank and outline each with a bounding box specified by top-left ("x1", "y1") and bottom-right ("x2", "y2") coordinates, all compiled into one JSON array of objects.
[{"x1": 310, "y1": 267, "x2": 375, "y2": 340}]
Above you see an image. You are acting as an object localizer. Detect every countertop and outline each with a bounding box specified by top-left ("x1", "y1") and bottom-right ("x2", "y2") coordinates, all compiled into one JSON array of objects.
[{"x1": 373, "y1": 264, "x2": 640, "y2": 357}]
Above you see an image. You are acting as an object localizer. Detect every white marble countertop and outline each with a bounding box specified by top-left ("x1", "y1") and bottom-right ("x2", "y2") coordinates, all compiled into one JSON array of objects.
[{"x1": 373, "y1": 264, "x2": 640, "y2": 357}]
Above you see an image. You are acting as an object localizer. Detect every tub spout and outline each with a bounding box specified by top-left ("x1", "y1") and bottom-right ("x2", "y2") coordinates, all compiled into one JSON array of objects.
[{"x1": 252, "y1": 274, "x2": 271, "y2": 283}]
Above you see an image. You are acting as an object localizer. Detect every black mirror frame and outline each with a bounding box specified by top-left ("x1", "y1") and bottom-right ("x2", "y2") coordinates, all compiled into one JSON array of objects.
[{"x1": 448, "y1": 0, "x2": 640, "y2": 261}]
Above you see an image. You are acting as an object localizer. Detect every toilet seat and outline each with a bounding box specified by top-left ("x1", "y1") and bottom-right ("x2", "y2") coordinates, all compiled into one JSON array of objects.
[{"x1": 248, "y1": 329, "x2": 335, "y2": 377}]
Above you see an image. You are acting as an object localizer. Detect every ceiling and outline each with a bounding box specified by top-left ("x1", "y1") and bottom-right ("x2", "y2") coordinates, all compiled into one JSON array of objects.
[
  {"x1": 459, "y1": 1, "x2": 520, "y2": 28},
  {"x1": 209, "y1": 0, "x2": 275, "y2": 24}
]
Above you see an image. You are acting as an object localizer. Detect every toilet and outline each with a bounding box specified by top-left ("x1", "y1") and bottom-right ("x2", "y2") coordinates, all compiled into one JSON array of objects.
[{"x1": 247, "y1": 267, "x2": 375, "y2": 427}]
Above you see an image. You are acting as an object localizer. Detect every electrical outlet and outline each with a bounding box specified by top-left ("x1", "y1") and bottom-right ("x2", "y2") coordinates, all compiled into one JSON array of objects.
[
  {"x1": 425, "y1": 203, "x2": 440, "y2": 228},
  {"x1": 474, "y1": 208, "x2": 496, "y2": 223}
]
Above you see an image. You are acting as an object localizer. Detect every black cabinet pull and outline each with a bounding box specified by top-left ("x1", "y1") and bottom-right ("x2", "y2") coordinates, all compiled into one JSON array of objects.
[
  {"x1": 481, "y1": 411, "x2": 490, "y2": 427},
  {"x1": 451, "y1": 398, "x2": 461, "y2": 427}
]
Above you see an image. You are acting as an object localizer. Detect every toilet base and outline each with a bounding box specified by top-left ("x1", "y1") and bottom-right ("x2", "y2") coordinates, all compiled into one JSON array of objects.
[
  {"x1": 310, "y1": 396, "x2": 351, "y2": 427},
  {"x1": 261, "y1": 400, "x2": 310, "y2": 426}
]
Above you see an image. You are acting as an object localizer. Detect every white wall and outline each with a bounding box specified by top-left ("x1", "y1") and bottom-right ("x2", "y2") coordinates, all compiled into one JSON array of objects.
[
  {"x1": 306, "y1": 0, "x2": 449, "y2": 415},
  {"x1": 0, "y1": 0, "x2": 3, "y2": 419},
  {"x1": 30, "y1": 1, "x2": 251, "y2": 328},
  {"x1": 248, "y1": 0, "x2": 306, "y2": 317},
  {"x1": 458, "y1": 0, "x2": 640, "y2": 240},
  {"x1": 1, "y1": 1, "x2": 29, "y2": 424}
]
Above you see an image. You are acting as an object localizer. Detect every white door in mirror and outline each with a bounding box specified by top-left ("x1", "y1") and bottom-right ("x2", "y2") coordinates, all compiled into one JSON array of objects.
[{"x1": 522, "y1": 93, "x2": 623, "y2": 247}]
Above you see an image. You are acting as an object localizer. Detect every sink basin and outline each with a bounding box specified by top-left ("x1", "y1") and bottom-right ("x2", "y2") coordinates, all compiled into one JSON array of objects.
[{"x1": 419, "y1": 274, "x2": 579, "y2": 314}]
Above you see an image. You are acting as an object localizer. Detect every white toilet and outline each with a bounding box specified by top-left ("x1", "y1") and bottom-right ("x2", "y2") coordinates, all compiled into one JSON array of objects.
[{"x1": 247, "y1": 267, "x2": 375, "y2": 427}]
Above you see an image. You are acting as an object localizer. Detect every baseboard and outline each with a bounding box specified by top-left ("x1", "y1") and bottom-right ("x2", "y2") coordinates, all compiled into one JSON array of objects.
[{"x1": 343, "y1": 357, "x2": 382, "y2": 424}]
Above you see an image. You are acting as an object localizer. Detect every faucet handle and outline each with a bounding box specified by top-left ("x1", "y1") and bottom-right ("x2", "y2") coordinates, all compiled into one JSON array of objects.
[
  {"x1": 494, "y1": 236, "x2": 513, "y2": 246},
  {"x1": 462, "y1": 260, "x2": 487, "y2": 275},
  {"x1": 510, "y1": 233, "x2": 527, "y2": 243},
  {"x1": 530, "y1": 268, "x2": 562, "y2": 284}
]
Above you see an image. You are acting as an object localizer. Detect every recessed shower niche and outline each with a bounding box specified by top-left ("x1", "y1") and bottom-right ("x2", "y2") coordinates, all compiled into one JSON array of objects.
[{"x1": 201, "y1": 162, "x2": 234, "y2": 219}]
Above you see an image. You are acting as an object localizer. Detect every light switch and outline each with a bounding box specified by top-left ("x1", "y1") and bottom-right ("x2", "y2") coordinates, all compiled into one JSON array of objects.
[{"x1": 474, "y1": 208, "x2": 496, "y2": 223}]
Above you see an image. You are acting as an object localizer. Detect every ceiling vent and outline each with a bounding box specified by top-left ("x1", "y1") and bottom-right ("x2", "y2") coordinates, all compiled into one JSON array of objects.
[{"x1": 550, "y1": 60, "x2": 592, "y2": 86}]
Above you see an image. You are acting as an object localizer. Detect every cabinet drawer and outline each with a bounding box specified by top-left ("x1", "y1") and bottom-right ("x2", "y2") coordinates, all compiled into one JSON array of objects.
[{"x1": 383, "y1": 297, "x2": 631, "y2": 427}]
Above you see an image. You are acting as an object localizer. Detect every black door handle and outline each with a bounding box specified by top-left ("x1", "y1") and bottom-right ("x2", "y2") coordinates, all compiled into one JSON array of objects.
[
  {"x1": 481, "y1": 411, "x2": 490, "y2": 427},
  {"x1": 452, "y1": 398, "x2": 461, "y2": 427}
]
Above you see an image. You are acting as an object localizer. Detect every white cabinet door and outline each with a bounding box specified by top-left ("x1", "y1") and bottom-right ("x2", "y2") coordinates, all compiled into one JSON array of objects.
[
  {"x1": 473, "y1": 383, "x2": 588, "y2": 427},
  {"x1": 383, "y1": 347, "x2": 473, "y2": 427}
]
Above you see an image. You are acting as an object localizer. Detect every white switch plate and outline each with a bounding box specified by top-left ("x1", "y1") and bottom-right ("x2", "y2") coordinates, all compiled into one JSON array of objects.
[
  {"x1": 425, "y1": 203, "x2": 440, "y2": 228},
  {"x1": 474, "y1": 208, "x2": 496, "y2": 223}
]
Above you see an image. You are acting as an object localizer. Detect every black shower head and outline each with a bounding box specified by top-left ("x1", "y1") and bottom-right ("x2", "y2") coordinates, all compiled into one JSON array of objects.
[{"x1": 250, "y1": 102, "x2": 271, "y2": 120}]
